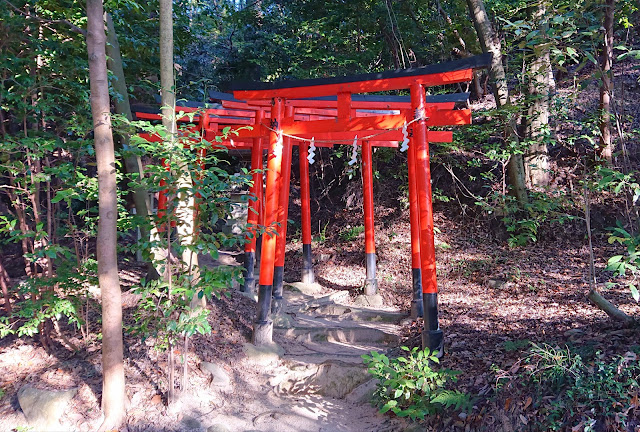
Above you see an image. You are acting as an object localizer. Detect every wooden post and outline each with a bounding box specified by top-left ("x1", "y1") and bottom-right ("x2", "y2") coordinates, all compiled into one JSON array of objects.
[
  {"x1": 299, "y1": 139, "x2": 315, "y2": 284},
  {"x1": 410, "y1": 82, "x2": 443, "y2": 355},
  {"x1": 272, "y1": 106, "x2": 294, "y2": 313},
  {"x1": 407, "y1": 134, "x2": 423, "y2": 318},
  {"x1": 244, "y1": 110, "x2": 264, "y2": 293},
  {"x1": 253, "y1": 97, "x2": 284, "y2": 345},
  {"x1": 361, "y1": 139, "x2": 378, "y2": 296}
]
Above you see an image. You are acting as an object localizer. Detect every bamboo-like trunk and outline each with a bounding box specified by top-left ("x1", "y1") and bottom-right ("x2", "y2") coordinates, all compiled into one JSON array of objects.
[
  {"x1": 87, "y1": 0, "x2": 126, "y2": 428},
  {"x1": 466, "y1": 0, "x2": 528, "y2": 205}
]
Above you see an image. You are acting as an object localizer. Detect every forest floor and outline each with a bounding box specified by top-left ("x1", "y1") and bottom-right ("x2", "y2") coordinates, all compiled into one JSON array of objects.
[{"x1": 1, "y1": 196, "x2": 639, "y2": 431}]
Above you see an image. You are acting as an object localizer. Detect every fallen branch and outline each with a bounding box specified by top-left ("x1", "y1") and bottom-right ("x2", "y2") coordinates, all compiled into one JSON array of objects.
[
  {"x1": 587, "y1": 289, "x2": 633, "y2": 323},
  {"x1": 584, "y1": 177, "x2": 632, "y2": 323}
]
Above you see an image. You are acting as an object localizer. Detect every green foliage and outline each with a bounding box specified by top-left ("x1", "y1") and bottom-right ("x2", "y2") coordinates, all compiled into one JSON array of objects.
[
  {"x1": 120, "y1": 111, "x2": 251, "y2": 348},
  {"x1": 477, "y1": 190, "x2": 573, "y2": 247},
  {"x1": 362, "y1": 347, "x2": 471, "y2": 421},
  {"x1": 313, "y1": 221, "x2": 330, "y2": 244},
  {"x1": 503, "y1": 339, "x2": 530, "y2": 352},
  {"x1": 596, "y1": 168, "x2": 640, "y2": 302},
  {"x1": 339, "y1": 225, "x2": 365, "y2": 242},
  {"x1": 525, "y1": 344, "x2": 640, "y2": 431}
]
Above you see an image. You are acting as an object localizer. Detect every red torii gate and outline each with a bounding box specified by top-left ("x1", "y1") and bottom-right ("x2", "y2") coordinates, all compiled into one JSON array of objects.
[
  {"x1": 232, "y1": 54, "x2": 491, "y2": 354},
  {"x1": 209, "y1": 91, "x2": 464, "y2": 305}
]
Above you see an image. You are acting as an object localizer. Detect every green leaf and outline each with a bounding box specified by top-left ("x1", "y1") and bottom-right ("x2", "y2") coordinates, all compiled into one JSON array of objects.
[
  {"x1": 631, "y1": 285, "x2": 639, "y2": 302},
  {"x1": 380, "y1": 400, "x2": 397, "y2": 414}
]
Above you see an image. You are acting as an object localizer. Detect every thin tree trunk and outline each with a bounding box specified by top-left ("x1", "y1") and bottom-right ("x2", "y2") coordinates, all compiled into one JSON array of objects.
[
  {"x1": 104, "y1": 12, "x2": 161, "y2": 278},
  {"x1": 524, "y1": 1, "x2": 552, "y2": 187},
  {"x1": 466, "y1": 0, "x2": 528, "y2": 204},
  {"x1": 159, "y1": 0, "x2": 200, "y2": 285},
  {"x1": 0, "y1": 256, "x2": 11, "y2": 314},
  {"x1": 87, "y1": 0, "x2": 126, "y2": 428},
  {"x1": 599, "y1": 0, "x2": 615, "y2": 164},
  {"x1": 159, "y1": 0, "x2": 178, "y2": 406}
]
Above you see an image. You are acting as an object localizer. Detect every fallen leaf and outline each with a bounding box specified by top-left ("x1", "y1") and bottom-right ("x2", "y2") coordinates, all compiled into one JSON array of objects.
[
  {"x1": 520, "y1": 414, "x2": 528, "y2": 425},
  {"x1": 523, "y1": 396, "x2": 532, "y2": 410},
  {"x1": 151, "y1": 394, "x2": 162, "y2": 405},
  {"x1": 504, "y1": 398, "x2": 511, "y2": 411}
]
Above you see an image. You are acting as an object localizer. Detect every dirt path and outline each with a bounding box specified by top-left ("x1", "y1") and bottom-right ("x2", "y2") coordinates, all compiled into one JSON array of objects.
[{"x1": 0, "y1": 268, "x2": 411, "y2": 432}]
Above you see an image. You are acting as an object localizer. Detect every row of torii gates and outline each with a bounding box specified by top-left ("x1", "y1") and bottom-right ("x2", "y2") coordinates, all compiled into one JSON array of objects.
[{"x1": 137, "y1": 54, "x2": 491, "y2": 353}]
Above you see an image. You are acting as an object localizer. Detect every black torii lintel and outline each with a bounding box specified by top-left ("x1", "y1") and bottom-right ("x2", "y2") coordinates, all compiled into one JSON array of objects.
[{"x1": 231, "y1": 54, "x2": 491, "y2": 92}]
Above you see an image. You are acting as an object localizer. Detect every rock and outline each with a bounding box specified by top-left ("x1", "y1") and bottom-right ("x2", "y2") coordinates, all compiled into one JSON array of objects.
[
  {"x1": 317, "y1": 253, "x2": 332, "y2": 263},
  {"x1": 271, "y1": 361, "x2": 369, "y2": 399},
  {"x1": 208, "y1": 424, "x2": 232, "y2": 432},
  {"x1": 314, "y1": 304, "x2": 351, "y2": 316},
  {"x1": 200, "y1": 362, "x2": 232, "y2": 389},
  {"x1": 239, "y1": 291, "x2": 258, "y2": 302},
  {"x1": 352, "y1": 294, "x2": 384, "y2": 308},
  {"x1": 285, "y1": 281, "x2": 324, "y2": 296},
  {"x1": 182, "y1": 415, "x2": 202, "y2": 430},
  {"x1": 313, "y1": 362, "x2": 370, "y2": 399},
  {"x1": 345, "y1": 378, "x2": 377, "y2": 403},
  {"x1": 18, "y1": 385, "x2": 77, "y2": 431},
  {"x1": 242, "y1": 342, "x2": 283, "y2": 367},
  {"x1": 487, "y1": 279, "x2": 506, "y2": 289},
  {"x1": 272, "y1": 312, "x2": 294, "y2": 329}
]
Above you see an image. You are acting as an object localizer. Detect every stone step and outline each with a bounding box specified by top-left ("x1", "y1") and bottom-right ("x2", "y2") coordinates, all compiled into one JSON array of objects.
[
  {"x1": 279, "y1": 313, "x2": 403, "y2": 331},
  {"x1": 279, "y1": 326, "x2": 400, "y2": 345},
  {"x1": 280, "y1": 341, "x2": 386, "y2": 366}
]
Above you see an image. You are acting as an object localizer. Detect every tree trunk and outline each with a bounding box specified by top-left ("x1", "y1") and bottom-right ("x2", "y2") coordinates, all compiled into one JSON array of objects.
[
  {"x1": 0, "y1": 256, "x2": 11, "y2": 314},
  {"x1": 466, "y1": 0, "x2": 528, "y2": 204},
  {"x1": 105, "y1": 13, "x2": 150, "y2": 236},
  {"x1": 159, "y1": 0, "x2": 200, "y2": 283},
  {"x1": 599, "y1": 0, "x2": 615, "y2": 164},
  {"x1": 105, "y1": 12, "x2": 162, "y2": 279},
  {"x1": 87, "y1": 0, "x2": 126, "y2": 428},
  {"x1": 524, "y1": 1, "x2": 552, "y2": 187}
]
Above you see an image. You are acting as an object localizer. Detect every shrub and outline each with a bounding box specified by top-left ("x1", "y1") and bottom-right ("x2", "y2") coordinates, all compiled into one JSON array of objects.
[
  {"x1": 362, "y1": 347, "x2": 472, "y2": 421},
  {"x1": 526, "y1": 343, "x2": 640, "y2": 431}
]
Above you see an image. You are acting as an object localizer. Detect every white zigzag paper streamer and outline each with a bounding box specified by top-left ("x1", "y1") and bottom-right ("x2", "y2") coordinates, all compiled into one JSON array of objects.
[
  {"x1": 307, "y1": 137, "x2": 316, "y2": 165},
  {"x1": 348, "y1": 135, "x2": 358, "y2": 166},
  {"x1": 400, "y1": 123, "x2": 409, "y2": 152},
  {"x1": 274, "y1": 131, "x2": 283, "y2": 154}
]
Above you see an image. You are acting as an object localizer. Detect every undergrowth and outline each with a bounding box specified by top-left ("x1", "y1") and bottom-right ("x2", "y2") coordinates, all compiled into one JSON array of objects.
[
  {"x1": 362, "y1": 347, "x2": 472, "y2": 421},
  {"x1": 505, "y1": 343, "x2": 640, "y2": 431}
]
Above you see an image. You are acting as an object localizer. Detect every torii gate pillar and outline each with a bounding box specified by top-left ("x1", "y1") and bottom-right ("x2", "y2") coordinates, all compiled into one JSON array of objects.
[
  {"x1": 299, "y1": 140, "x2": 315, "y2": 284},
  {"x1": 272, "y1": 106, "x2": 295, "y2": 313},
  {"x1": 244, "y1": 110, "x2": 264, "y2": 294},
  {"x1": 361, "y1": 140, "x2": 378, "y2": 295},
  {"x1": 253, "y1": 97, "x2": 284, "y2": 345},
  {"x1": 410, "y1": 83, "x2": 443, "y2": 355}
]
